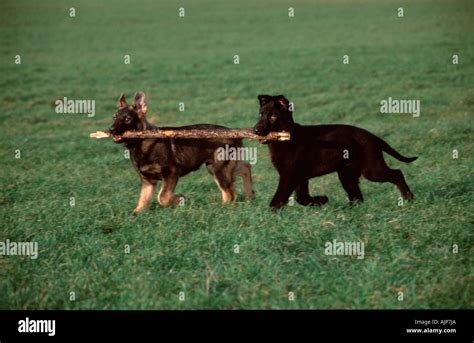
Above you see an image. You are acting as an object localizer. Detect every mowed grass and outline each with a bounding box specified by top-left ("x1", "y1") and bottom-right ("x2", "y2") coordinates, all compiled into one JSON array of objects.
[{"x1": 0, "y1": 0, "x2": 473, "y2": 309}]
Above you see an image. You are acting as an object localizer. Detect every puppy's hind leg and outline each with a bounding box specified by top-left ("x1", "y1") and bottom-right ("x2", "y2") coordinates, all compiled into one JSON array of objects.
[
  {"x1": 210, "y1": 162, "x2": 237, "y2": 204},
  {"x1": 362, "y1": 155, "x2": 414, "y2": 200},
  {"x1": 234, "y1": 161, "x2": 256, "y2": 199},
  {"x1": 390, "y1": 169, "x2": 414, "y2": 200}
]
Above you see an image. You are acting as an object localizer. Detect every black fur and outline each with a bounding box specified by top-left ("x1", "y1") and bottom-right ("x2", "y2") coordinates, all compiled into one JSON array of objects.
[{"x1": 253, "y1": 94, "x2": 417, "y2": 209}]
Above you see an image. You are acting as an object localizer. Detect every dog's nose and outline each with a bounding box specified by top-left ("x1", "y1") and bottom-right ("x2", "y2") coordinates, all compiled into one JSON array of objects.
[{"x1": 253, "y1": 127, "x2": 262, "y2": 135}]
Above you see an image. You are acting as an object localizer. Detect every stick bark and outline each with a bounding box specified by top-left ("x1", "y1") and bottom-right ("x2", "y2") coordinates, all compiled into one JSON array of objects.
[{"x1": 89, "y1": 128, "x2": 290, "y2": 142}]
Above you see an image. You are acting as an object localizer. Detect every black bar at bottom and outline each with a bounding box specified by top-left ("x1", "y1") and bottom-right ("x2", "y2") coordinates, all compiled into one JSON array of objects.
[{"x1": 0, "y1": 310, "x2": 471, "y2": 342}]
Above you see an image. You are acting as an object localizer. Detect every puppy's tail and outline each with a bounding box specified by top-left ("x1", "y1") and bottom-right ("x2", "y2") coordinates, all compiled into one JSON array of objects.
[{"x1": 380, "y1": 140, "x2": 418, "y2": 163}]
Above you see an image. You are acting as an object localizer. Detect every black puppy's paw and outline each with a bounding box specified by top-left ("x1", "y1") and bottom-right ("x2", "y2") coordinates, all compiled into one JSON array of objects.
[
  {"x1": 348, "y1": 198, "x2": 364, "y2": 208},
  {"x1": 312, "y1": 195, "x2": 328, "y2": 206},
  {"x1": 269, "y1": 201, "x2": 285, "y2": 211}
]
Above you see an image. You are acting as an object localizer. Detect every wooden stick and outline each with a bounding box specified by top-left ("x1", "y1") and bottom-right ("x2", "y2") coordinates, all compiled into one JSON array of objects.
[{"x1": 89, "y1": 128, "x2": 290, "y2": 142}]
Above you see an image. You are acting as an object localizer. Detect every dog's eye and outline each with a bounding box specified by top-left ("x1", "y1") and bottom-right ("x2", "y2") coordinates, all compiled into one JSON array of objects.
[
  {"x1": 270, "y1": 115, "x2": 277, "y2": 121},
  {"x1": 125, "y1": 116, "x2": 132, "y2": 123}
]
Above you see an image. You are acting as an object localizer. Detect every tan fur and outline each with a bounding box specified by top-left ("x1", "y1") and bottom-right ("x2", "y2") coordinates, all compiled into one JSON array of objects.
[
  {"x1": 157, "y1": 177, "x2": 181, "y2": 207},
  {"x1": 133, "y1": 181, "x2": 156, "y2": 212},
  {"x1": 212, "y1": 176, "x2": 235, "y2": 203},
  {"x1": 235, "y1": 162, "x2": 255, "y2": 199},
  {"x1": 112, "y1": 92, "x2": 256, "y2": 211}
]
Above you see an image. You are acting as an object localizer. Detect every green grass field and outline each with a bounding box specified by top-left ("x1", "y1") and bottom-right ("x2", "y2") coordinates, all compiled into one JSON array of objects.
[{"x1": 0, "y1": 0, "x2": 473, "y2": 309}]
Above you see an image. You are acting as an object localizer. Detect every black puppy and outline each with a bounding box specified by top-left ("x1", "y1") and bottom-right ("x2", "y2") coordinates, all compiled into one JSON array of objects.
[
  {"x1": 108, "y1": 91, "x2": 255, "y2": 212},
  {"x1": 253, "y1": 94, "x2": 417, "y2": 209}
]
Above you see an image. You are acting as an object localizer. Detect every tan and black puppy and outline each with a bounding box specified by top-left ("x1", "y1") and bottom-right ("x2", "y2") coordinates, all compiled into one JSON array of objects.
[
  {"x1": 253, "y1": 94, "x2": 417, "y2": 209},
  {"x1": 108, "y1": 91, "x2": 255, "y2": 212}
]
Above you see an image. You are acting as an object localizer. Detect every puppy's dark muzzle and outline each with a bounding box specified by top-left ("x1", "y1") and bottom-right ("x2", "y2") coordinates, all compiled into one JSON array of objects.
[
  {"x1": 253, "y1": 125, "x2": 269, "y2": 136},
  {"x1": 108, "y1": 126, "x2": 124, "y2": 143}
]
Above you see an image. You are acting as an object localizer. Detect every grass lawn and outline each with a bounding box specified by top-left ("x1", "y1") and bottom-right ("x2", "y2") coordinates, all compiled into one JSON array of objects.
[{"x1": 0, "y1": 0, "x2": 473, "y2": 309}]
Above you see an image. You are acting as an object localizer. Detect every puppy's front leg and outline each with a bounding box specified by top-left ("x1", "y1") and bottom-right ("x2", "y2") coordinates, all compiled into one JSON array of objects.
[
  {"x1": 295, "y1": 179, "x2": 328, "y2": 206},
  {"x1": 133, "y1": 179, "x2": 157, "y2": 213},
  {"x1": 269, "y1": 175, "x2": 298, "y2": 209},
  {"x1": 157, "y1": 175, "x2": 182, "y2": 207}
]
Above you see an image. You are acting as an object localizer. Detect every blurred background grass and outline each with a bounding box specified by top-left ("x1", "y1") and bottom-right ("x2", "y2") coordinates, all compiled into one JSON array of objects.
[{"x1": 0, "y1": 0, "x2": 472, "y2": 309}]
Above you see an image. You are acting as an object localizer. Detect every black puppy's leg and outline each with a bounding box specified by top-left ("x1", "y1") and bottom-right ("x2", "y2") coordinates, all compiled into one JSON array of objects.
[
  {"x1": 337, "y1": 169, "x2": 363, "y2": 203},
  {"x1": 294, "y1": 179, "x2": 312, "y2": 205},
  {"x1": 270, "y1": 175, "x2": 299, "y2": 209},
  {"x1": 295, "y1": 179, "x2": 328, "y2": 206},
  {"x1": 383, "y1": 169, "x2": 414, "y2": 200},
  {"x1": 391, "y1": 169, "x2": 414, "y2": 200},
  {"x1": 363, "y1": 158, "x2": 414, "y2": 200}
]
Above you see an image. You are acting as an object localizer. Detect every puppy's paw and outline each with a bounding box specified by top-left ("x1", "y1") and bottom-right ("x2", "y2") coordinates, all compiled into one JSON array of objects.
[
  {"x1": 269, "y1": 201, "x2": 285, "y2": 210},
  {"x1": 132, "y1": 207, "x2": 144, "y2": 214},
  {"x1": 246, "y1": 190, "x2": 256, "y2": 200},
  {"x1": 312, "y1": 195, "x2": 328, "y2": 205},
  {"x1": 348, "y1": 198, "x2": 364, "y2": 207}
]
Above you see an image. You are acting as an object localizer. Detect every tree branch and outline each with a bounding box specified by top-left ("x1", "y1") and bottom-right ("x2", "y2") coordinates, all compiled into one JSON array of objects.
[{"x1": 89, "y1": 128, "x2": 290, "y2": 142}]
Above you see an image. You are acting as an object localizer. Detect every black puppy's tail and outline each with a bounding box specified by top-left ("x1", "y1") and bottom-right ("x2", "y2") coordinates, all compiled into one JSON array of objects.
[{"x1": 380, "y1": 139, "x2": 418, "y2": 163}]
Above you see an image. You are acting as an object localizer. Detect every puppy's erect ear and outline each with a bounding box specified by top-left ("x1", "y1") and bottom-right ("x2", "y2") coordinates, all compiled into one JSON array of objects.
[
  {"x1": 275, "y1": 95, "x2": 290, "y2": 110},
  {"x1": 117, "y1": 93, "x2": 128, "y2": 109},
  {"x1": 258, "y1": 94, "x2": 272, "y2": 106},
  {"x1": 133, "y1": 91, "x2": 147, "y2": 118}
]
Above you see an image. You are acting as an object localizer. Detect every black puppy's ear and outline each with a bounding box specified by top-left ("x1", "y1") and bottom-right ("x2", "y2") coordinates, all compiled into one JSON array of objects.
[
  {"x1": 274, "y1": 95, "x2": 290, "y2": 110},
  {"x1": 258, "y1": 94, "x2": 272, "y2": 106},
  {"x1": 133, "y1": 91, "x2": 147, "y2": 118},
  {"x1": 117, "y1": 93, "x2": 128, "y2": 109}
]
